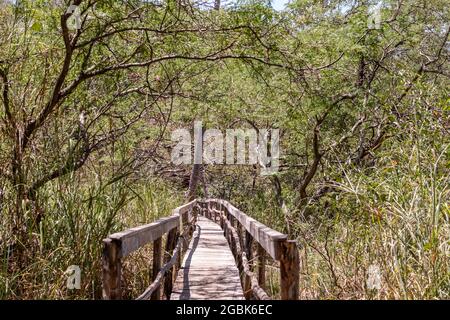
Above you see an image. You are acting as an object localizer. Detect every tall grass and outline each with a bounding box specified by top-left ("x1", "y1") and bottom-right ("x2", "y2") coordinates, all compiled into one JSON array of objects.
[
  {"x1": 212, "y1": 116, "x2": 449, "y2": 299},
  {"x1": 0, "y1": 170, "x2": 183, "y2": 299},
  {"x1": 296, "y1": 140, "x2": 449, "y2": 299},
  {"x1": 1, "y1": 121, "x2": 448, "y2": 299}
]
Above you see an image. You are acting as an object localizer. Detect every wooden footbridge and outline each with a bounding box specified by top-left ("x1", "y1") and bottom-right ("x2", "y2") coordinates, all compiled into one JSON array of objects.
[{"x1": 102, "y1": 199, "x2": 299, "y2": 300}]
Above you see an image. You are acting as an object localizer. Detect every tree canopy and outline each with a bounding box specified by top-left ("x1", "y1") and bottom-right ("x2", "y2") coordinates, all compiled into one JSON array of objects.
[{"x1": 0, "y1": 0, "x2": 448, "y2": 299}]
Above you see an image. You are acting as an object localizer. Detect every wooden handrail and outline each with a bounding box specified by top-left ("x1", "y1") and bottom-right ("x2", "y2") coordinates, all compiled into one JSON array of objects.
[
  {"x1": 202, "y1": 199, "x2": 287, "y2": 260},
  {"x1": 102, "y1": 199, "x2": 198, "y2": 300},
  {"x1": 135, "y1": 220, "x2": 193, "y2": 300},
  {"x1": 106, "y1": 200, "x2": 197, "y2": 258},
  {"x1": 198, "y1": 199, "x2": 299, "y2": 300},
  {"x1": 102, "y1": 198, "x2": 299, "y2": 300},
  {"x1": 221, "y1": 215, "x2": 270, "y2": 300},
  {"x1": 108, "y1": 215, "x2": 179, "y2": 258}
]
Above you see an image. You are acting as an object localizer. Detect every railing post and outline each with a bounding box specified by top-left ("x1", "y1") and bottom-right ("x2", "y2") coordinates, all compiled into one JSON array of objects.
[
  {"x1": 243, "y1": 231, "x2": 253, "y2": 299},
  {"x1": 176, "y1": 229, "x2": 182, "y2": 270},
  {"x1": 208, "y1": 202, "x2": 214, "y2": 220},
  {"x1": 216, "y1": 202, "x2": 220, "y2": 223},
  {"x1": 193, "y1": 203, "x2": 198, "y2": 224},
  {"x1": 163, "y1": 228, "x2": 178, "y2": 299},
  {"x1": 279, "y1": 240, "x2": 299, "y2": 300},
  {"x1": 220, "y1": 204, "x2": 224, "y2": 229},
  {"x1": 229, "y1": 223, "x2": 236, "y2": 257},
  {"x1": 257, "y1": 243, "x2": 266, "y2": 290},
  {"x1": 210, "y1": 202, "x2": 213, "y2": 221},
  {"x1": 180, "y1": 210, "x2": 190, "y2": 255},
  {"x1": 223, "y1": 214, "x2": 228, "y2": 239},
  {"x1": 102, "y1": 238, "x2": 122, "y2": 300},
  {"x1": 230, "y1": 222, "x2": 236, "y2": 258},
  {"x1": 151, "y1": 237, "x2": 162, "y2": 300},
  {"x1": 213, "y1": 202, "x2": 218, "y2": 222},
  {"x1": 236, "y1": 222, "x2": 244, "y2": 248}
]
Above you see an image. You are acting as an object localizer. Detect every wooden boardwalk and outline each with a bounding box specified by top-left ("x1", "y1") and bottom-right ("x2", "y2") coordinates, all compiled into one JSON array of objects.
[
  {"x1": 102, "y1": 199, "x2": 299, "y2": 300},
  {"x1": 171, "y1": 216, "x2": 244, "y2": 300}
]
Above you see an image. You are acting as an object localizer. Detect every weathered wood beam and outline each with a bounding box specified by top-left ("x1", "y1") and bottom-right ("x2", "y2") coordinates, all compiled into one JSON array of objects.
[
  {"x1": 163, "y1": 228, "x2": 178, "y2": 299},
  {"x1": 203, "y1": 199, "x2": 287, "y2": 260},
  {"x1": 151, "y1": 237, "x2": 162, "y2": 300},
  {"x1": 109, "y1": 216, "x2": 179, "y2": 258},
  {"x1": 280, "y1": 240, "x2": 299, "y2": 300},
  {"x1": 257, "y1": 243, "x2": 266, "y2": 290},
  {"x1": 102, "y1": 238, "x2": 122, "y2": 300}
]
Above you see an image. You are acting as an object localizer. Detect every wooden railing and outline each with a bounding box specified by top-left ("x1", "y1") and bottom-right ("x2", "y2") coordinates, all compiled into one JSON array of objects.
[
  {"x1": 102, "y1": 199, "x2": 198, "y2": 300},
  {"x1": 198, "y1": 199, "x2": 299, "y2": 300},
  {"x1": 102, "y1": 198, "x2": 299, "y2": 300}
]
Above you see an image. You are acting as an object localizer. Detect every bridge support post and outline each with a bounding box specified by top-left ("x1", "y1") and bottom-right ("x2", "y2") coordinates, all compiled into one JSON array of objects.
[
  {"x1": 280, "y1": 240, "x2": 299, "y2": 300},
  {"x1": 102, "y1": 238, "x2": 122, "y2": 300}
]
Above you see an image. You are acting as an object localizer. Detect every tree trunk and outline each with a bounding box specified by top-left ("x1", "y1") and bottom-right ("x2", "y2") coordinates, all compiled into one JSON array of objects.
[
  {"x1": 187, "y1": 164, "x2": 201, "y2": 201},
  {"x1": 186, "y1": 122, "x2": 204, "y2": 201},
  {"x1": 214, "y1": 0, "x2": 220, "y2": 10}
]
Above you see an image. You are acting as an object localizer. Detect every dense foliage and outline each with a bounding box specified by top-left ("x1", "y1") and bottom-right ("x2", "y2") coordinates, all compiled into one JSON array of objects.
[{"x1": 0, "y1": 0, "x2": 448, "y2": 299}]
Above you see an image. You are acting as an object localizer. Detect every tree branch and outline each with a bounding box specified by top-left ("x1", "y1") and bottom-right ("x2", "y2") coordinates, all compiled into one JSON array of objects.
[{"x1": 23, "y1": 0, "x2": 84, "y2": 150}]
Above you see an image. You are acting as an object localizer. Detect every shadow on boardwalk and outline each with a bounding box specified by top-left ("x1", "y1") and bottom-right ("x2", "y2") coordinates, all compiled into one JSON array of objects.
[{"x1": 171, "y1": 216, "x2": 244, "y2": 300}]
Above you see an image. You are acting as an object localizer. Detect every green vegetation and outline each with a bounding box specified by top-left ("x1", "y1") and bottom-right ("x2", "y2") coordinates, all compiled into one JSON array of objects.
[{"x1": 0, "y1": 0, "x2": 448, "y2": 299}]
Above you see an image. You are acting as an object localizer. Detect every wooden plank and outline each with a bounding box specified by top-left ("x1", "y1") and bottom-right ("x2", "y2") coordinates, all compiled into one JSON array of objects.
[
  {"x1": 109, "y1": 215, "x2": 179, "y2": 257},
  {"x1": 171, "y1": 216, "x2": 244, "y2": 300},
  {"x1": 102, "y1": 198, "x2": 295, "y2": 301},
  {"x1": 205, "y1": 199, "x2": 287, "y2": 260},
  {"x1": 171, "y1": 289, "x2": 243, "y2": 300}
]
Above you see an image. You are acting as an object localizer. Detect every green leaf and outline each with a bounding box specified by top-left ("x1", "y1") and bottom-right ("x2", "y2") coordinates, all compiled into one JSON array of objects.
[{"x1": 31, "y1": 21, "x2": 43, "y2": 32}]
